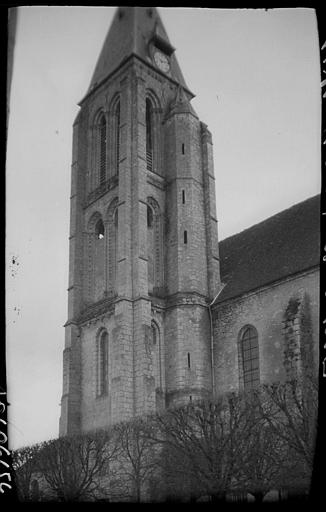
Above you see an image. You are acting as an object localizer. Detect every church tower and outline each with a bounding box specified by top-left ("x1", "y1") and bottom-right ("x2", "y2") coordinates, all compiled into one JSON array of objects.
[{"x1": 59, "y1": 6, "x2": 221, "y2": 436}]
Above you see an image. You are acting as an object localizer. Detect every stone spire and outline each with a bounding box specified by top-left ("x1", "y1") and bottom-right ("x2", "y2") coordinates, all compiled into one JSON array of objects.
[{"x1": 85, "y1": 7, "x2": 191, "y2": 97}]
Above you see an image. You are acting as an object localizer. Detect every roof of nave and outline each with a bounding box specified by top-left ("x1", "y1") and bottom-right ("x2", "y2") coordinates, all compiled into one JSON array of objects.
[
  {"x1": 217, "y1": 194, "x2": 320, "y2": 304},
  {"x1": 85, "y1": 6, "x2": 190, "y2": 99}
]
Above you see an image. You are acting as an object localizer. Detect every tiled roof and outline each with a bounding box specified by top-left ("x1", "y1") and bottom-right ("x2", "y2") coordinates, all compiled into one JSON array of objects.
[
  {"x1": 85, "y1": 7, "x2": 190, "y2": 98},
  {"x1": 217, "y1": 195, "x2": 320, "y2": 303}
]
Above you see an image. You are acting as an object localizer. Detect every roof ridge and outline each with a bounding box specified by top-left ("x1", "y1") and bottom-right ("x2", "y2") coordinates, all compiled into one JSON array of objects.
[
  {"x1": 217, "y1": 193, "x2": 320, "y2": 303},
  {"x1": 220, "y1": 194, "x2": 320, "y2": 244}
]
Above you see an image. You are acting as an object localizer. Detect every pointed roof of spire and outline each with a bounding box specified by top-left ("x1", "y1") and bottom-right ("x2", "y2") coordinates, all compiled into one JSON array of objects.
[
  {"x1": 85, "y1": 6, "x2": 191, "y2": 98},
  {"x1": 167, "y1": 84, "x2": 198, "y2": 118}
]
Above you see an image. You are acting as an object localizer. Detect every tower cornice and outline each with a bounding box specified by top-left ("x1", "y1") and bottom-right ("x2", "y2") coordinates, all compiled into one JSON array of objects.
[{"x1": 78, "y1": 53, "x2": 195, "y2": 107}]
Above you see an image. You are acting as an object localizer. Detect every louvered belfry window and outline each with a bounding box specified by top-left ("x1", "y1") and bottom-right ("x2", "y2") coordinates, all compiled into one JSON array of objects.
[
  {"x1": 146, "y1": 98, "x2": 153, "y2": 171},
  {"x1": 99, "y1": 114, "x2": 107, "y2": 185}
]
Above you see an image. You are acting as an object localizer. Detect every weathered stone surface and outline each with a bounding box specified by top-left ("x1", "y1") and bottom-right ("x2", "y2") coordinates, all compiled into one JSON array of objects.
[{"x1": 59, "y1": 7, "x2": 319, "y2": 437}]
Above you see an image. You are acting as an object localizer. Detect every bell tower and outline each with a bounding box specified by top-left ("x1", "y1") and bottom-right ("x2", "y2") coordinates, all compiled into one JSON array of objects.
[{"x1": 59, "y1": 6, "x2": 221, "y2": 436}]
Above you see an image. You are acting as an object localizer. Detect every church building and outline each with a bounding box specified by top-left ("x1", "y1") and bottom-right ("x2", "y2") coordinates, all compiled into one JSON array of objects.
[{"x1": 59, "y1": 6, "x2": 320, "y2": 436}]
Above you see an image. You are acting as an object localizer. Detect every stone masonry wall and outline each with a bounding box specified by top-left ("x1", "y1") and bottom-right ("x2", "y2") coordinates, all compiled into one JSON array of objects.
[
  {"x1": 213, "y1": 269, "x2": 319, "y2": 395},
  {"x1": 80, "y1": 300, "x2": 134, "y2": 432},
  {"x1": 61, "y1": 54, "x2": 220, "y2": 434},
  {"x1": 165, "y1": 302, "x2": 212, "y2": 407},
  {"x1": 164, "y1": 111, "x2": 209, "y2": 297}
]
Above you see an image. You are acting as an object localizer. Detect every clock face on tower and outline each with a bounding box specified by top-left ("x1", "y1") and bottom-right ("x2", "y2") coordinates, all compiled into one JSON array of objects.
[{"x1": 153, "y1": 50, "x2": 170, "y2": 73}]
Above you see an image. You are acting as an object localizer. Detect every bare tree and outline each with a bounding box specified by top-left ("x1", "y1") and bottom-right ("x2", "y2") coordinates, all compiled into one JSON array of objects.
[
  {"x1": 234, "y1": 419, "x2": 290, "y2": 502},
  {"x1": 255, "y1": 376, "x2": 318, "y2": 495},
  {"x1": 114, "y1": 417, "x2": 160, "y2": 502},
  {"x1": 37, "y1": 429, "x2": 120, "y2": 501},
  {"x1": 12, "y1": 444, "x2": 42, "y2": 501},
  {"x1": 13, "y1": 378, "x2": 317, "y2": 503},
  {"x1": 155, "y1": 395, "x2": 254, "y2": 502},
  {"x1": 261, "y1": 378, "x2": 318, "y2": 480}
]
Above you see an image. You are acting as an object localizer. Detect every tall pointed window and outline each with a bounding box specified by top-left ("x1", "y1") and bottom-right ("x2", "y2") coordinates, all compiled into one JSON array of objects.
[
  {"x1": 85, "y1": 214, "x2": 106, "y2": 304},
  {"x1": 113, "y1": 208, "x2": 118, "y2": 286},
  {"x1": 115, "y1": 101, "x2": 120, "y2": 175},
  {"x1": 95, "y1": 218, "x2": 105, "y2": 239},
  {"x1": 145, "y1": 91, "x2": 163, "y2": 176},
  {"x1": 147, "y1": 198, "x2": 163, "y2": 294},
  {"x1": 98, "y1": 113, "x2": 107, "y2": 185},
  {"x1": 151, "y1": 321, "x2": 164, "y2": 411},
  {"x1": 97, "y1": 330, "x2": 109, "y2": 396},
  {"x1": 146, "y1": 98, "x2": 153, "y2": 171},
  {"x1": 239, "y1": 326, "x2": 260, "y2": 390},
  {"x1": 147, "y1": 204, "x2": 154, "y2": 291},
  {"x1": 106, "y1": 198, "x2": 119, "y2": 295},
  {"x1": 93, "y1": 218, "x2": 106, "y2": 301}
]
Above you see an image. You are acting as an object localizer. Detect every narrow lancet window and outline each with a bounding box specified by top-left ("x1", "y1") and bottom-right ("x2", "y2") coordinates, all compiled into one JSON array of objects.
[
  {"x1": 151, "y1": 321, "x2": 164, "y2": 411},
  {"x1": 147, "y1": 199, "x2": 163, "y2": 294},
  {"x1": 115, "y1": 101, "x2": 120, "y2": 175},
  {"x1": 99, "y1": 114, "x2": 107, "y2": 185},
  {"x1": 147, "y1": 204, "x2": 154, "y2": 291},
  {"x1": 96, "y1": 219, "x2": 105, "y2": 239},
  {"x1": 98, "y1": 331, "x2": 108, "y2": 396},
  {"x1": 92, "y1": 217, "x2": 106, "y2": 301},
  {"x1": 146, "y1": 98, "x2": 153, "y2": 171}
]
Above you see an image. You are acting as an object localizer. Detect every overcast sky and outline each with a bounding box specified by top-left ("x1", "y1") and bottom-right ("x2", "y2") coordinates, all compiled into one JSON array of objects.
[{"x1": 6, "y1": 6, "x2": 320, "y2": 449}]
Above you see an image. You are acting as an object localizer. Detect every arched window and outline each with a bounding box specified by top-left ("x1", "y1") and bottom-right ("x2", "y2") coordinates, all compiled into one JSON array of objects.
[
  {"x1": 95, "y1": 218, "x2": 105, "y2": 239},
  {"x1": 115, "y1": 101, "x2": 120, "y2": 175},
  {"x1": 145, "y1": 91, "x2": 163, "y2": 175},
  {"x1": 147, "y1": 203, "x2": 153, "y2": 228},
  {"x1": 98, "y1": 113, "x2": 107, "y2": 185},
  {"x1": 113, "y1": 208, "x2": 118, "y2": 285},
  {"x1": 106, "y1": 198, "x2": 119, "y2": 295},
  {"x1": 108, "y1": 96, "x2": 121, "y2": 178},
  {"x1": 85, "y1": 213, "x2": 106, "y2": 304},
  {"x1": 93, "y1": 218, "x2": 105, "y2": 300},
  {"x1": 97, "y1": 331, "x2": 109, "y2": 396},
  {"x1": 147, "y1": 198, "x2": 163, "y2": 294},
  {"x1": 147, "y1": 204, "x2": 154, "y2": 291},
  {"x1": 151, "y1": 322, "x2": 161, "y2": 387},
  {"x1": 151, "y1": 321, "x2": 164, "y2": 411},
  {"x1": 146, "y1": 98, "x2": 153, "y2": 171},
  {"x1": 239, "y1": 326, "x2": 260, "y2": 390}
]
